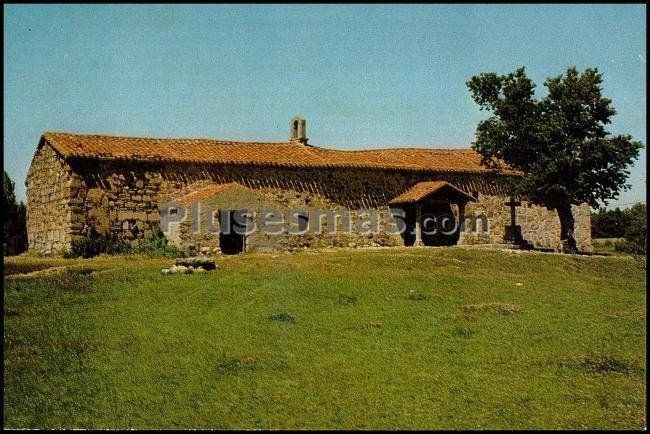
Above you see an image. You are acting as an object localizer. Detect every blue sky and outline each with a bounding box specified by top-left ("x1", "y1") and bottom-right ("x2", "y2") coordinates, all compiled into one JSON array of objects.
[{"x1": 4, "y1": 4, "x2": 646, "y2": 207}]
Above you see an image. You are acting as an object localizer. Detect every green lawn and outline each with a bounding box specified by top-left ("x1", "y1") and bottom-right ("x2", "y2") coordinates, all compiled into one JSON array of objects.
[
  {"x1": 3, "y1": 248, "x2": 646, "y2": 429},
  {"x1": 591, "y1": 238, "x2": 626, "y2": 255}
]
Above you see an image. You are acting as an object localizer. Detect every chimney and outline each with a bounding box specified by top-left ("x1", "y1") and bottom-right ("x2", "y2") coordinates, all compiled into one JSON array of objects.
[{"x1": 290, "y1": 115, "x2": 308, "y2": 145}]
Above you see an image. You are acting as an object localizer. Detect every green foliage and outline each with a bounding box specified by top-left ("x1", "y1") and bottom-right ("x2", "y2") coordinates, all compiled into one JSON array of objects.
[
  {"x1": 63, "y1": 231, "x2": 132, "y2": 259},
  {"x1": 591, "y1": 207, "x2": 630, "y2": 238},
  {"x1": 467, "y1": 67, "x2": 643, "y2": 249},
  {"x1": 3, "y1": 248, "x2": 646, "y2": 429},
  {"x1": 592, "y1": 204, "x2": 646, "y2": 254},
  {"x1": 63, "y1": 227, "x2": 181, "y2": 259},
  {"x1": 614, "y1": 203, "x2": 646, "y2": 255},
  {"x1": 3, "y1": 171, "x2": 28, "y2": 256},
  {"x1": 132, "y1": 227, "x2": 183, "y2": 258}
]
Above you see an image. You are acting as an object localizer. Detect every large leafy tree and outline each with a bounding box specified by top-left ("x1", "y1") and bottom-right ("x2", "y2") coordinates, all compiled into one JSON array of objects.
[
  {"x1": 3, "y1": 171, "x2": 28, "y2": 256},
  {"x1": 467, "y1": 66, "x2": 643, "y2": 252}
]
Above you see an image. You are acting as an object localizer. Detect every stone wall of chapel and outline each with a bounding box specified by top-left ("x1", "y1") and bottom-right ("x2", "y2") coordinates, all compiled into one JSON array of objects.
[{"x1": 26, "y1": 151, "x2": 591, "y2": 253}]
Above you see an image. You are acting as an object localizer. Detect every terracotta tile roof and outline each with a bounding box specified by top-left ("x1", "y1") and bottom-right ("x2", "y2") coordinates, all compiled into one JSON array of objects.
[
  {"x1": 389, "y1": 181, "x2": 477, "y2": 205},
  {"x1": 176, "y1": 182, "x2": 239, "y2": 206},
  {"x1": 40, "y1": 132, "x2": 517, "y2": 174}
]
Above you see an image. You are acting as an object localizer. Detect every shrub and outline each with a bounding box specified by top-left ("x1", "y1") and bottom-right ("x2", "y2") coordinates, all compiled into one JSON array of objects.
[
  {"x1": 3, "y1": 171, "x2": 28, "y2": 256},
  {"x1": 133, "y1": 227, "x2": 182, "y2": 258},
  {"x1": 63, "y1": 227, "x2": 182, "y2": 259},
  {"x1": 63, "y1": 232, "x2": 131, "y2": 258},
  {"x1": 614, "y1": 238, "x2": 646, "y2": 255}
]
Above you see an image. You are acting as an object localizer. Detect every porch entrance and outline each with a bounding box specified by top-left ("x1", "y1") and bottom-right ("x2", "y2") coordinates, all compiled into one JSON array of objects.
[
  {"x1": 399, "y1": 201, "x2": 460, "y2": 247},
  {"x1": 389, "y1": 181, "x2": 476, "y2": 247}
]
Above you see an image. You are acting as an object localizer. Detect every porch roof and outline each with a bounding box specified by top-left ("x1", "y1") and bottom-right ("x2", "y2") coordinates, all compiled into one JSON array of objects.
[{"x1": 388, "y1": 181, "x2": 476, "y2": 205}]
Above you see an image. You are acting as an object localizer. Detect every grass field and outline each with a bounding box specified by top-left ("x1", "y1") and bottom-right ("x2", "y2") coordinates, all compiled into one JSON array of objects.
[
  {"x1": 591, "y1": 238, "x2": 626, "y2": 255},
  {"x1": 3, "y1": 247, "x2": 646, "y2": 429}
]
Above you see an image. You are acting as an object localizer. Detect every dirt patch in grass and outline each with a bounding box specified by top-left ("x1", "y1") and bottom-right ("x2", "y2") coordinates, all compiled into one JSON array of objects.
[
  {"x1": 578, "y1": 356, "x2": 638, "y2": 375},
  {"x1": 450, "y1": 325, "x2": 474, "y2": 338},
  {"x1": 69, "y1": 267, "x2": 99, "y2": 275},
  {"x1": 268, "y1": 312, "x2": 295, "y2": 323},
  {"x1": 554, "y1": 355, "x2": 642, "y2": 376},
  {"x1": 12, "y1": 347, "x2": 40, "y2": 358},
  {"x1": 3, "y1": 262, "x2": 66, "y2": 276},
  {"x1": 4, "y1": 335, "x2": 25, "y2": 350},
  {"x1": 462, "y1": 302, "x2": 522, "y2": 315},
  {"x1": 4, "y1": 264, "x2": 100, "y2": 280},
  {"x1": 57, "y1": 271, "x2": 93, "y2": 292},
  {"x1": 4, "y1": 307, "x2": 20, "y2": 317},
  {"x1": 406, "y1": 292, "x2": 431, "y2": 301},
  {"x1": 338, "y1": 294, "x2": 358, "y2": 304}
]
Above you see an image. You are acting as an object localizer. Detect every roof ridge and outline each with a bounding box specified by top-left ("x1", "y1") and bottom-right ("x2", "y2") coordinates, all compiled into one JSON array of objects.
[
  {"x1": 308, "y1": 145, "x2": 473, "y2": 153},
  {"x1": 42, "y1": 131, "x2": 291, "y2": 146},
  {"x1": 43, "y1": 132, "x2": 473, "y2": 152}
]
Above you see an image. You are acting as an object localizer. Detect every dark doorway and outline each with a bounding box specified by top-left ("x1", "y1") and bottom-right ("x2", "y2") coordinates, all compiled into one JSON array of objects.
[
  {"x1": 397, "y1": 201, "x2": 460, "y2": 247},
  {"x1": 219, "y1": 209, "x2": 247, "y2": 254},
  {"x1": 421, "y1": 201, "x2": 459, "y2": 246},
  {"x1": 395, "y1": 204, "x2": 416, "y2": 247}
]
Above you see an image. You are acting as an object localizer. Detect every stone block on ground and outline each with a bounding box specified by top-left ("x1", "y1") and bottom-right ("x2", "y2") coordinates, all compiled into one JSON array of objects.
[
  {"x1": 169, "y1": 265, "x2": 187, "y2": 274},
  {"x1": 173, "y1": 257, "x2": 218, "y2": 270}
]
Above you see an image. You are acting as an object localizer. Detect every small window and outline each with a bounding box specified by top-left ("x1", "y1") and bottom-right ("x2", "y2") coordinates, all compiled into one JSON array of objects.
[{"x1": 297, "y1": 212, "x2": 309, "y2": 232}]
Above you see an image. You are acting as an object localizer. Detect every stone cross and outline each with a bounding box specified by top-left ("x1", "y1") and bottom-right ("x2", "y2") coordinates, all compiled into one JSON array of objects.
[
  {"x1": 505, "y1": 197, "x2": 521, "y2": 228},
  {"x1": 504, "y1": 197, "x2": 522, "y2": 244}
]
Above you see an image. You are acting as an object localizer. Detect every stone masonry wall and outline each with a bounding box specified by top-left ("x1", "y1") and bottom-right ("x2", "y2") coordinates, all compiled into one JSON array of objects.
[
  {"x1": 461, "y1": 194, "x2": 592, "y2": 251},
  {"x1": 26, "y1": 143, "x2": 592, "y2": 253},
  {"x1": 26, "y1": 144, "x2": 75, "y2": 254},
  {"x1": 172, "y1": 182, "x2": 404, "y2": 254},
  {"x1": 65, "y1": 159, "x2": 516, "y2": 253}
]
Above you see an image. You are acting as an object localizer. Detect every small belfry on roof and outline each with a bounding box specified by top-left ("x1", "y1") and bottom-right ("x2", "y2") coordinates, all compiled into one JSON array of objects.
[{"x1": 290, "y1": 115, "x2": 308, "y2": 145}]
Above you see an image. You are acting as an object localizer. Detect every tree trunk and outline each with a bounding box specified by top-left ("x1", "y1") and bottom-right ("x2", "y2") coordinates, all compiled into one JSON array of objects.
[{"x1": 556, "y1": 202, "x2": 578, "y2": 253}]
